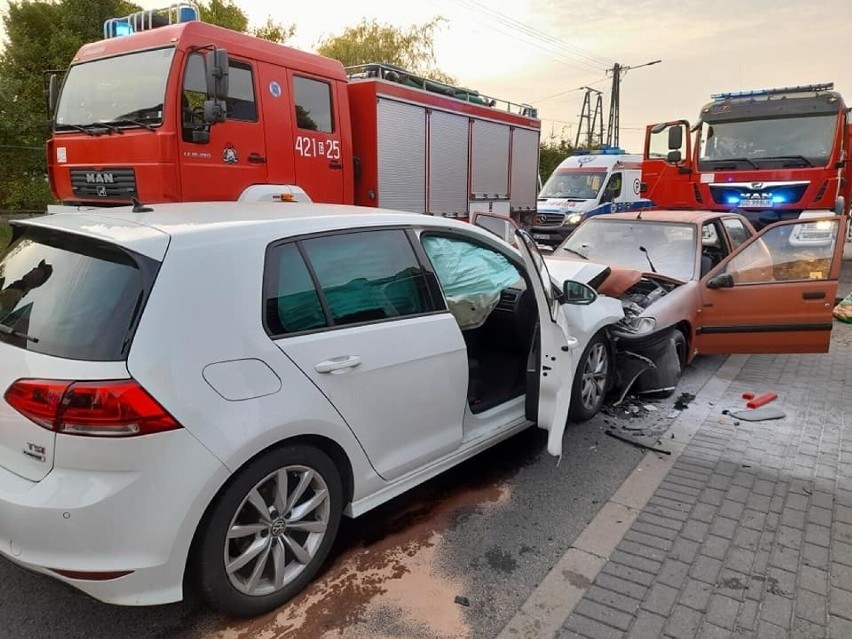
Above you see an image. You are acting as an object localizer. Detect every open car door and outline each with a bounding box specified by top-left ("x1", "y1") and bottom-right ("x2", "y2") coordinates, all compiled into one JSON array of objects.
[
  {"x1": 696, "y1": 214, "x2": 848, "y2": 354},
  {"x1": 473, "y1": 213, "x2": 578, "y2": 457}
]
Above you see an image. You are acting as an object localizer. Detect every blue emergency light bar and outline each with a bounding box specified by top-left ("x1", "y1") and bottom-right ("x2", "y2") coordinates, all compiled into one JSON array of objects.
[
  {"x1": 571, "y1": 146, "x2": 627, "y2": 156},
  {"x1": 104, "y1": 3, "x2": 199, "y2": 39},
  {"x1": 712, "y1": 83, "x2": 834, "y2": 101}
]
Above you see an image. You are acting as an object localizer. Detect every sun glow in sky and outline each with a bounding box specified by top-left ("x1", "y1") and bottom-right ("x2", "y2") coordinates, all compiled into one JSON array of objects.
[{"x1": 4, "y1": 0, "x2": 850, "y2": 152}]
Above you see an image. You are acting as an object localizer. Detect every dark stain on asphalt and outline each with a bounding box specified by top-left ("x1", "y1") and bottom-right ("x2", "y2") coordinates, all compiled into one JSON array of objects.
[{"x1": 485, "y1": 547, "x2": 518, "y2": 574}]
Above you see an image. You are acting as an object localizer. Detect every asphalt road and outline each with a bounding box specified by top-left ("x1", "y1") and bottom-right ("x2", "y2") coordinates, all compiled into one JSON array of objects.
[{"x1": 0, "y1": 354, "x2": 726, "y2": 639}]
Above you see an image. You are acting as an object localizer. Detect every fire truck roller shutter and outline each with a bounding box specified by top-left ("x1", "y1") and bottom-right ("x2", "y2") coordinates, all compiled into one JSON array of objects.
[
  {"x1": 471, "y1": 121, "x2": 510, "y2": 200},
  {"x1": 511, "y1": 128, "x2": 540, "y2": 212},
  {"x1": 429, "y1": 110, "x2": 469, "y2": 217},
  {"x1": 377, "y1": 99, "x2": 426, "y2": 213}
]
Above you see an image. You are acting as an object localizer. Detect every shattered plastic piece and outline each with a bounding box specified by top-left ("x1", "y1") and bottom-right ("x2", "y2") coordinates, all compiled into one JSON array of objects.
[
  {"x1": 730, "y1": 406, "x2": 786, "y2": 422},
  {"x1": 673, "y1": 392, "x2": 696, "y2": 410},
  {"x1": 455, "y1": 595, "x2": 470, "y2": 607},
  {"x1": 643, "y1": 404, "x2": 659, "y2": 412},
  {"x1": 742, "y1": 392, "x2": 755, "y2": 400},
  {"x1": 612, "y1": 351, "x2": 656, "y2": 405},
  {"x1": 605, "y1": 429, "x2": 671, "y2": 455},
  {"x1": 667, "y1": 411, "x2": 679, "y2": 419},
  {"x1": 734, "y1": 421, "x2": 741, "y2": 426},
  {"x1": 746, "y1": 393, "x2": 778, "y2": 409}
]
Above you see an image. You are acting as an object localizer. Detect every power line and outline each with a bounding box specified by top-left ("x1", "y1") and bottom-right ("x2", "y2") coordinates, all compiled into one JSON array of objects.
[
  {"x1": 446, "y1": 0, "x2": 610, "y2": 74},
  {"x1": 450, "y1": 0, "x2": 615, "y2": 68}
]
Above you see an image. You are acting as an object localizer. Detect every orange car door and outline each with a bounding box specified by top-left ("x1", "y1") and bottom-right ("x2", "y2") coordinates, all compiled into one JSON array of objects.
[{"x1": 695, "y1": 215, "x2": 847, "y2": 354}]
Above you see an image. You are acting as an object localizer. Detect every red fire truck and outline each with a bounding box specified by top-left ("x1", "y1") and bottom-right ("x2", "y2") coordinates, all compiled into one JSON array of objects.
[
  {"x1": 641, "y1": 83, "x2": 851, "y2": 229},
  {"x1": 45, "y1": 4, "x2": 541, "y2": 221}
]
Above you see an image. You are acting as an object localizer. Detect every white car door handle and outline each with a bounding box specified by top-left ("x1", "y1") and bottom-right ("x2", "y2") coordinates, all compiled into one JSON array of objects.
[{"x1": 315, "y1": 356, "x2": 362, "y2": 374}]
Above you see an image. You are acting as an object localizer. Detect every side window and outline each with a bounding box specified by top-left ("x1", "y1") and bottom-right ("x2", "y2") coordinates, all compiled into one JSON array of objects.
[
  {"x1": 227, "y1": 61, "x2": 257, "y2": 121},
  {"x1": 701, "y1": 221, "x2": 728, "y2": 277},
  {"x1": 722, "y1": 219, "x2": 838, "y2": 285},
  {"x1": 181, "y1": 54, "x2": 257, "y2": 141},
  {"x1": 421, "y1": 235, "x2": 521, "y2": 330},
  {"x1": 722, "y1": 218, "x2": 752, "y2": 249},
  {"x1": 301, "y1": 230, "x2": 435, "y2": 327},
  {"x1": 600, "y1": 172, "x2": 622, "y2": 203},
  {"x1": 293, "y1": 76, "x2": 334, "y2": 133},
  {"x1": 264, "y1": 243, "x2": 327, "y2": 334}
]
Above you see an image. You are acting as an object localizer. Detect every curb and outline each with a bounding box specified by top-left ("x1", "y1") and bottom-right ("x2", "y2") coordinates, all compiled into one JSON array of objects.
[{"x1": 497, "y1": 354, "x2": 750, "y2": 639}]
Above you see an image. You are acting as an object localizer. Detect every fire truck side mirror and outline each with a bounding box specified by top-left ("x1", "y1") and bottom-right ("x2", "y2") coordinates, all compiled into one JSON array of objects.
[
  {"x1": 206, "y1": 49, "x2": 229, "y2": 101},
  {"x1": 203, "y1": 99, "x2": 227, "y2": 125},
  {"x1": 46, "y1": 74, "x2": 59, "y2": 116},
  {"x1": 666, "y1": 150, "x2": 682, "y2": 164},
  {"x1": 667, "y1": 125, "x2": 683, "y2": 151}
]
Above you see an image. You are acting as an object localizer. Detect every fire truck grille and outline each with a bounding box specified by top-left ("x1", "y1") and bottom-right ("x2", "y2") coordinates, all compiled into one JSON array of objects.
[
  {"x1": 70, "y1": 168, "x2": 137, "y2": 200},
  {"x1": 535, "y1": 212, "x2": 565, "y2": 226}
]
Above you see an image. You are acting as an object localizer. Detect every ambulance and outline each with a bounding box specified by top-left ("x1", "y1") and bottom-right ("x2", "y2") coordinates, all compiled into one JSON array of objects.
[{"x1": 530, "y1": 148, "x2": 653, "y2": 247}]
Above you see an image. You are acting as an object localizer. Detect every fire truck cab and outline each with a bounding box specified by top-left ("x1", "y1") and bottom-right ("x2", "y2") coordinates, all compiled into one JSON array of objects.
[{"x1": 642, "y1": 83, "x2": 850, "y2": 230}]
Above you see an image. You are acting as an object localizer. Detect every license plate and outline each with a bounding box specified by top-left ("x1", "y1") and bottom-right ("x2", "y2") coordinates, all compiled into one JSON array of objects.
[
  {"x1": 532, "y1": 233, "x2": 551, "y2": 240},
  {"x1": 747, "y1": 199, "x2": 772, "y2": 207}
]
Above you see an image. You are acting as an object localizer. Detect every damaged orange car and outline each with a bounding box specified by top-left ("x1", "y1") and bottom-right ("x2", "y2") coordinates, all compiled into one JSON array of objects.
[{"x1": 545, "y1": 209, "x2": 848, "y2": 398}]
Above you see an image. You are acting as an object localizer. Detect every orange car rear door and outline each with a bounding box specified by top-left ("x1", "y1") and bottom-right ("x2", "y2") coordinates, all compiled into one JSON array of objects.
[{"x1": 695, "y1": 215, "x2": 847, "y2": 355}]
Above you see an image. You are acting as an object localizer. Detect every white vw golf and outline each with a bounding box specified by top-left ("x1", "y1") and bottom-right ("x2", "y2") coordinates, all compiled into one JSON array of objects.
[{"x1": 0, "y1": 203, "x2": 621, "y2": 616}]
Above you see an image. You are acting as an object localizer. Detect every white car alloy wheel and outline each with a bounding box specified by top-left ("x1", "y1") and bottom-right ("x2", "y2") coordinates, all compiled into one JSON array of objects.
[
  {"x1": 195, "y1": 445, "x2": 343, "y2": 617},
  {"x1": 224, "y1": 465, "x2": 331, "y2": 596},
  {"x1": 580, "y1": 342, "x2": 608, "y2": 411},
  {"x1": 568, "y1": 333, "x2": 611, "y2": 422}
]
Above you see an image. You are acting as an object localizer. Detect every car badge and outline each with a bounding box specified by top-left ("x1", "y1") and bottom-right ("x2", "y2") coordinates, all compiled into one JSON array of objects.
[{"x1": 751, "y1": 182, "x2": 764, "y2": 190}]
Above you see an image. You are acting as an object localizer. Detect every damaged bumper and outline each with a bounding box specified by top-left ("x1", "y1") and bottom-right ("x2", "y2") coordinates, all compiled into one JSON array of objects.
[{"x1": 611, "y1": 326, "x2": 681, "y2": 400}]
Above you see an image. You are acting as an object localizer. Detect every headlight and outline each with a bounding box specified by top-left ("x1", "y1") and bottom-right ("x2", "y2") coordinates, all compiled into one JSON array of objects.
[
  {"x1": 618, "y1": 316, "x2": 657, "y2": 335},
  {"x1": 565, "y1": 213, "x2": 583, "y2": 226}
]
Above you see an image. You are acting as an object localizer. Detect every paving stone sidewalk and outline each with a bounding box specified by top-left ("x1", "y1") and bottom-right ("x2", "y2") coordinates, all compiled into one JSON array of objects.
[{"x1": 559, "y1": 324, "x2": 852, "y2": 639}]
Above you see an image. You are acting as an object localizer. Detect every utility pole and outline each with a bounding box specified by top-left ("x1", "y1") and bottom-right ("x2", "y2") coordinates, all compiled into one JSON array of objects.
[
  {"x1": 606, "y1": 59, "x2": 661, "y2": 148},
  {"x1": 575, "y1": 87, "x2": 604, "y2": 149}
]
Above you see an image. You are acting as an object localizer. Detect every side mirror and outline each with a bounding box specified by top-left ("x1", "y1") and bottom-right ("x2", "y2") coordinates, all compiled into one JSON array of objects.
[
  {"x1": 46, "y1": 74, "x2": 60, "y2": 116},
  {"x1": 203, "y1": 99, "x2": 227, "y2": 124},
  {"x1": 205, "y1": 48, "x2": 229, "y2": 100},
  {"x1": 563, "y1": 279, "x2": 597, "y2": 305},
  {"x1": 707, "y1": 273, "x2": 734, "y2": 289},
  {"x1": 666, "y1": 150, "x2": 682, "y2": 164},
  {"x1": 667, "y1": 125, "x2": 683, "y2": 150}
]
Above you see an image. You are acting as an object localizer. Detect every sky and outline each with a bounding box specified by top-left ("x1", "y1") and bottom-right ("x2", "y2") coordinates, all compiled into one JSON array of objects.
[{"x1": 3, "y1": 0, "x2": 851, "y2": 152}]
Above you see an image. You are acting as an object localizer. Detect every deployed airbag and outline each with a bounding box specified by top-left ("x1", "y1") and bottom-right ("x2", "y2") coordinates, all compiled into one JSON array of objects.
[{"x1": 422, "y1": 236, "x2": 521, "y2": 329}]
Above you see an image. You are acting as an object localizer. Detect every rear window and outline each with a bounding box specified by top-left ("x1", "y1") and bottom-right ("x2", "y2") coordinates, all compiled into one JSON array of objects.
[{"x1": 0, "y1": 227, "x2": 157, "y2": 361}]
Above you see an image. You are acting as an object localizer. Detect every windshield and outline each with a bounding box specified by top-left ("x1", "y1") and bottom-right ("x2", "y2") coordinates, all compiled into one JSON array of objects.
[
  {"x1": 557, "y1": 219, "x2": 697, "y2": 281},
  {"x1": 539, "y1": 170, "x2": 604, "y2": 200},
  {"x1": 55, "y1": 47, "x2": 176, "y2": 129},
  {"x1": 0, "y1": 227, "x2": 157, "y2": 360},
  {"x1": 698, "y1": 114, "x2": 837, "y2": 168}
]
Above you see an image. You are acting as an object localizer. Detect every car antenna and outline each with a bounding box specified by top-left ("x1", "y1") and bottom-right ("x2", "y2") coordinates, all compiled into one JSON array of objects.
[{"x1": 130, "y1": 197, "x2": 153, "y2": 213}]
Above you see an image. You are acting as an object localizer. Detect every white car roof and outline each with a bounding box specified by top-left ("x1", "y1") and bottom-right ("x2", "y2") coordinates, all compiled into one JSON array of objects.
[{"x1": 16, "y1": 202, "x2": 490, "y2": 259}]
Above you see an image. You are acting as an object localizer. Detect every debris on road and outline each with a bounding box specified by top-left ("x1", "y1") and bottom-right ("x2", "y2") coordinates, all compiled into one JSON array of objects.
[
  {"x1": 742, "y1": 392, "x2": 755, "y2": 400},
  {"x1": 729, "y1": 407, "x2": 786, "y2": 422},
  {"x1": 673, "y1": 392, "x2": 696, "y2": 410},
  {"x1": 605, "y1": 429, "x2": 672, "y2": 455},
  {"x1": 746, "y1": 392, "x2": 778, "y2": 409},
  {"x1": 455, "y1": 596, "x2": 470, "y2": 607}
]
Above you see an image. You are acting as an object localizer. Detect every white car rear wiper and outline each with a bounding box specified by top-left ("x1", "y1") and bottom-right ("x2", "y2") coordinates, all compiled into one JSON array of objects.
[{"x1": 0, "y1": 323, "x2": 39, "y2": 343}]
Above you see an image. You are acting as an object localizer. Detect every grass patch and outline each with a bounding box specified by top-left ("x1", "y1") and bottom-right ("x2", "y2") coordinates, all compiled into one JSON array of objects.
[{"x1": 0, "y1": 221, "x2": 10, "y2": 251}]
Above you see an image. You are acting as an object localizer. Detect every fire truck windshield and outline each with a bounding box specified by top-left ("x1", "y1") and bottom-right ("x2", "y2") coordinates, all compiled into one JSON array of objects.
[
  {"x1": 54, "y1": 47, "x2": 175, "y2": 131},
  {"x1": 539, "y1": 171, "x2": 603, "y2": 200},
  {"x1": 698, "y1": 114, "x2": 837, "y2": 169}
]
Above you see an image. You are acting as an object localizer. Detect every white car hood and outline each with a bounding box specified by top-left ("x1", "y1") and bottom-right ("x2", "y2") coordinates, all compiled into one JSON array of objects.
[{"x1": 544, "y1": 256, "x2": 610, "y2": 286}]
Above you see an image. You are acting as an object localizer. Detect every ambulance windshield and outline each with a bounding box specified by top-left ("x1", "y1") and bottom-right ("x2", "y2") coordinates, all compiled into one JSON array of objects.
[
  {"x1": 54, "y1": 47, "x2": 175, "y2": 130},
  {"x1": 539, "y1": 170, "x2": 604, "y2": 200}
]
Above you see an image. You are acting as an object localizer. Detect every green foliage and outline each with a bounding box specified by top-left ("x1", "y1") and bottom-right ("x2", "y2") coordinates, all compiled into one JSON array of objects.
[
  {"x1": 316, "y1": 17, "x2": 454, "y2": 84},
  {"x1": 539, "y1": 137, "x2": 574, "y2": 184},
  {"x1": 197, "y1": 0, "x2": 246, "y2": 32},
  {"x1": 251, "y1": 17, "x2": 296, "y2": 44},
  {"x1": 0, "y1": 221, "x2": 10, "y2": 251}
]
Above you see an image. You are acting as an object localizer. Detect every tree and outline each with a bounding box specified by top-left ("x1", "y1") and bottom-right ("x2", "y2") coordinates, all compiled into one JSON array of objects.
[
  {"x1": 316, "y1": 17, "x2": 454, "y2": 84},
  {"x1": 539, "y1": 136, "x2": 574, "y2": 185}
]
